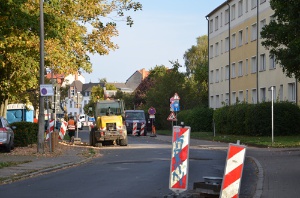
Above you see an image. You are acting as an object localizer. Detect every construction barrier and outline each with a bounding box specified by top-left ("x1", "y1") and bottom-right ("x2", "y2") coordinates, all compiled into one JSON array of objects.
[
  {"x1": 132, "y1": 122, "x2": 137, "y2": 136},
  {"x1": 220, "y1": 143, "x2": 246, "y2": 198},
  {"x1": 169, "y1": 126, "x2": 191, "y2": 194},
  {"x1": 140, "y1": 123, "x2": 145, "y2": 136},
  {"x1": 59, "y1": 121, "x2": 68, "y2": 140}
]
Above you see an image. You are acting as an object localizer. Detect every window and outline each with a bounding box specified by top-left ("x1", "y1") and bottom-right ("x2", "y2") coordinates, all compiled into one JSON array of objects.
[
  {"x1": 238, "y1": 61, "x2": 243, "y2": 76},
  {"x1": 238, "y1": 0, "x2": 243, "y2": 17},
  {"x1": 225, "y1": 37, "x2": 229, "y2": 52},
  {"x1": 216, "y1": 69, "x2": 219, "y2": 83},
  {"x1": 215, "y1": 42, "x2": 219, "y2": 57},
  {"x1": 215, "y1": 16, "x2": 219, "y2": 31},
  {"x1": 210, "y1": 70, "x2": 214, "y2": 83},
  {"x1": 225, "y1": 93, "x2": 229, "y2": 105},
  {"x1": 231, "y1": 4, "x2": 236, "y2": 20},
  {"x1": 221, "y1": 12, "x2": 223, "y2": 27},
  {"x1": 210, "y1": 45, "x2": 213, "y2": 58},
  {"x1": 238, "y1": 30, "x2": 243, "y2": 46},
  {"x1": 210, "y1": 19, "x2": 213, "y2": 33},
  {"x1": 279, "y1": 84, "x2": 283, "y2": 101},
  {"x1": 269, "y1": 54, "x2": 276, "y2": 69},
  {"x1": 260, "y1": 54, "x2": 266, "y2": 71},
  {"x1": 232, "y1": 92, "x2": 237, "y2": 104},
  {"x1": 251, "y1": 23, "x2": 257, "y2": 41},
  {"x1": 210, "y1": 96, "x2": 214, "y2": 108},
  {"x1": 245, "y1": 27, "x2": 249, "y2": 44},
  {"x1": 260, "y1": 87, "x2": 266, "y2": 102},
  {"x1": 245, "y1": 59, "x2": 249, "y2": 75},
  {"x1": 251, "y1": 0, "x2": 257, "y2": 9},
  {"x1": 225, "y1": 9, "x2": 229, "y2": 24},
  {"x1": 246, "y1": 89, "x2": 249, "y2": 102},
  {"x1": 245, "y1": 0, "x2": 249, "y2": 12},
  {"x1": 252, "y1": 89, "x2": 257, "y2": 104},
  {"x1": 231, "y1": 63, "x2": 236, "y2": 78},
  {"x1": 260, "y1": 19, "x2": 266, "y2": 38},
  {"x1": 251, "y1": 56, "x2": 257, "y2": 73},
  {"x1": 231, "y1": 33, "x2": 236, "y2": 49},
  {"x1": 225, "y1": 65, "x2": 230, "y2": 80},
  {"x1": 216, "y1": 95, "x2": 220, "y2": 108},
  {"x1": 288, "y1": 83, "x2": 296, "y2": 102},
  {"x1": 239, "y1": 91, "x2": 244, "y2": 102}
]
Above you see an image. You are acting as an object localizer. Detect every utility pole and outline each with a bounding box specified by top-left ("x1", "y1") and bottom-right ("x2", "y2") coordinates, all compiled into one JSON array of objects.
[{"x1": 38, "y1": 0, "x2": 45, "y2": 153}]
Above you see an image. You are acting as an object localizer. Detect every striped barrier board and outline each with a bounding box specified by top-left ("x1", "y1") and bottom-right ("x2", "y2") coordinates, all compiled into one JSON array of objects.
[
  {"x1": 220, "y1": 143, "x2": 247, "y2": 198},
  {"x1": 169, "y1": 126, "x2": 190, "y2": 194},
  {"x1": 140, "y1": 123, "x2": 145, "y2": 136},
  {"x1": 132, "y1": 122, "x2": 137, "y2": 136}
]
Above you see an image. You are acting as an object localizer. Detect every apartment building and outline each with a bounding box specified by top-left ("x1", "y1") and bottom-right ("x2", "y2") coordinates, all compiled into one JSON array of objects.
[{"x1": 207, "y1": 0, "x2": 300, "y2": 109}]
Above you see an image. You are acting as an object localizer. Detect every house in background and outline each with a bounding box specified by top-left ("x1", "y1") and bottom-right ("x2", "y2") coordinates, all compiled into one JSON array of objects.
[{"x1": 64, "y1": 68, "x2": 149, "y2": 118}]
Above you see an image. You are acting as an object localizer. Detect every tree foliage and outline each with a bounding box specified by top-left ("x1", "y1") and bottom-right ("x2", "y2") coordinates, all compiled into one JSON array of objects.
[
  {"x1": 0, "y1": 0, "x2": 142, "y2": 116},
  {"x1": 261, "y1": 0, "x2": 300, "y2": 80}
]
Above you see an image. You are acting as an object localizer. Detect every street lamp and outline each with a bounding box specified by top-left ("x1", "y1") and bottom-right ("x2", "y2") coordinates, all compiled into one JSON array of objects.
[{"x1": 269, "y1": 86, "x2": 274, "y2": 145}]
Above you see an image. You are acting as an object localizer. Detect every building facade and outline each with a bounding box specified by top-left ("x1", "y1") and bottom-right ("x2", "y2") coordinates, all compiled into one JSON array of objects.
[{"x1": 207, "y1": 0, "x2": 300, "y2": 109}]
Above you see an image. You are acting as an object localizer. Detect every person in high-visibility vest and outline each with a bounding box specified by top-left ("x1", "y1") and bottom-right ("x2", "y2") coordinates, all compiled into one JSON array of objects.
[{"x1": 67, "y1": 116, "x2": 77, "y2": 143}]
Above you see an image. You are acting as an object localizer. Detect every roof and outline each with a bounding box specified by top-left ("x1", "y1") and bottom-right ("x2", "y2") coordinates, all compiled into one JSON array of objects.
[
  {"x1": 82, "y1": 82, "x2": 105, "y2": 92},
  {"x1": 70, "y1": 80, "x2": 83, "y2": 92},
  {"x1": 206, "y1": 0, "x2": 229, "y2": 18}
]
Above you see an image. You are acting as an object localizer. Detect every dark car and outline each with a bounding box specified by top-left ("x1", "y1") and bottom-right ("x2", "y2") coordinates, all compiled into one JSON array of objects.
[
  {"x1": 0, "y1": 116, "x2": 15, "y2": 152},
  {"x1": 125, "y1": 110, "x2": 147, "y2": 136}
]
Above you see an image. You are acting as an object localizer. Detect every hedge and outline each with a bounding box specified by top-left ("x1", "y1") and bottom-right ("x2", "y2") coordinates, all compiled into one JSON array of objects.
[
  {"x1": 10, "y1": 122, "x2": 38, "y2": 147},
  {"x1": 214, "y1": 102, "x2": 300, "y2": 136}
]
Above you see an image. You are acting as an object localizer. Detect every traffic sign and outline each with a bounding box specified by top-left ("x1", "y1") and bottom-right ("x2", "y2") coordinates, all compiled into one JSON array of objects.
[
  {"x1": 171, "y1": 100, "x2": 180, "y2": 112},
  {"x1": 167, "y1": 112, "x2": 177, "y2": 121},
  {"x1": 40, "y1": 84, "x2": 54, "y2": 96},
  {"x1": 148, "y1": 107, "x2": 156, "y2": 115}
]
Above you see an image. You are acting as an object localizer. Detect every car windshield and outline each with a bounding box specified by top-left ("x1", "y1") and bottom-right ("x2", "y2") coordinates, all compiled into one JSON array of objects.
[{"x1": 125, "y1": 112, "x2": 145, "y2": 120}]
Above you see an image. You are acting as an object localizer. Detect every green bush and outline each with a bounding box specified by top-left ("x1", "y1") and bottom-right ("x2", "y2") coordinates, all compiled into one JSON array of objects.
[
  {"x1": 214, "y1": 102, "x2": 300, "y2": 136},
  {"x1": 177, "y1": 107, "x2": 213, "y2": 132},
  {"x1": 11, "y1": 122, "x2": 38, "y2": 147}
]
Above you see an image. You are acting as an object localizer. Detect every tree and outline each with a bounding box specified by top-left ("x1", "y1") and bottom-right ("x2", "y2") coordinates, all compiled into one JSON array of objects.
[
  {"x1": 261, "y1": 0, "x2": 300, "y2": 80},
  {"x1": 0, "y1": 0, "x2": 142, "y2": 116},
  {"x1": 183, "y1": 35, "x2": 208, "y2": 107}
]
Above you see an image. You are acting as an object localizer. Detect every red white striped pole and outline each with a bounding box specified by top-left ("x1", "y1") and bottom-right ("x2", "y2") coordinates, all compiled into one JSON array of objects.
[
  {"x1": 140, "y1": 123, "x2": 145, "y2": 136},
  {"x1": 220, "y1": 143, "x2": 246, "y2": 198},
  {"x1": 132, "y1": 122, "x2": 137, "y2": 136}
]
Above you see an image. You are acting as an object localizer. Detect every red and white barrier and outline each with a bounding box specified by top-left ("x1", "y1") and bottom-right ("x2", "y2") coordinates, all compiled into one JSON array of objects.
[
  {"x1": 59, "y1": 121, "x2": 68, "y2": 140},
  {"x1": 169, "y1": 126, "x2": 190, "y2": 194},
  {"x1": 220, "y1": 143, "x2": 246, "y2": 198},
  {"x1": 140, "y1": 123, "x2": 145, "y2": 136},
  {"x1": 132, "y1": 122, "x2": 137, "y2": 136},
  {"x1": 45, "y1": 119, "x2": 54, "y2": 140}
]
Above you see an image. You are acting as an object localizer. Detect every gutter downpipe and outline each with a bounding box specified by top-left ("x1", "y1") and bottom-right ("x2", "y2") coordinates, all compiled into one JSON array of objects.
[
  {"x1": 227, "y1": 2, "x2": 231, "y2": 105},
  {"x1": 256, "y1": 0, "x2": 259, "y2": 103},
  {"x1": 206, "y1": 16, "x2": 210, "y2": 108}
]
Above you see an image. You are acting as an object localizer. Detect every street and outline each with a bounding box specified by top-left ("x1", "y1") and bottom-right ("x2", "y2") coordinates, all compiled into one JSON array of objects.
[{"x1": 0, "y1": 129, "x2": 257, "y2": 198}]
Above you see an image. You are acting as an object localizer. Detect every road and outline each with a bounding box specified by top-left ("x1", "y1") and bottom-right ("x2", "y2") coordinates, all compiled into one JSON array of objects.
[{"x1": 0, "y1": 129, "x2": 257, "y2": 198}]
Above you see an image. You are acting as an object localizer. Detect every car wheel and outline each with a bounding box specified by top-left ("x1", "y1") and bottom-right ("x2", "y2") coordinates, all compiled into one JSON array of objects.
[{"x1": 120, "y1": 137, "x2": 128, "y2": 146}]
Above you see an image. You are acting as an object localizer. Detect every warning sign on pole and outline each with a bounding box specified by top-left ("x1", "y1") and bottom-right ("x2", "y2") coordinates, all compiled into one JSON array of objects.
[
  {"x1": 169, "y1": 126, "x2": 190, "y2": 194},
  {"x1": 167, "y1": 112, "x2": 177, "y2": 121},
  {"x1": 220, "y1": 143, "x2": 246, "y2": 198}
]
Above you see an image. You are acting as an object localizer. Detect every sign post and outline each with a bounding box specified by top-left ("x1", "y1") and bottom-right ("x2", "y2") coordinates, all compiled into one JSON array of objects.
[
  {"x1": 148, "y1": 107, "x2": 156, "y2": 137},
  {"x1": 169, "y1": 125, "x2": 190, "y2": 195}
]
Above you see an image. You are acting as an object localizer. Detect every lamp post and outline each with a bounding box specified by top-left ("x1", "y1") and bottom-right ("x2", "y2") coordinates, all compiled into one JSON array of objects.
[{"x1": 269, "y1": 86, "x2": 274, "y2": 145}]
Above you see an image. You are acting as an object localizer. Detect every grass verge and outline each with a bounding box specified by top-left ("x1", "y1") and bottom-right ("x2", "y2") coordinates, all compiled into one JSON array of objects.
[
  {"x1": 0, "y1": 161, "x2": 32, "y2": 169},
  {"x1": 157, "y1": 130, "x2": 300, "y2": 148}
]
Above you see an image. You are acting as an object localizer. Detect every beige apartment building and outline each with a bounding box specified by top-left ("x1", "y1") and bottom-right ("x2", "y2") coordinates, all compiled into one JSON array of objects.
[{"x1": 207, "y1": 0, "x2": 300, "y2": 109}]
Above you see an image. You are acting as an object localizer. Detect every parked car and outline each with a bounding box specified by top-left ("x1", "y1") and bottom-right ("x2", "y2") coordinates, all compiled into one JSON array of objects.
[
  {"x1": 0, "y1": 116, "x2": 15, "y2": 152},
  {"x1": 125, "y1": 110, "x2": 147, "y2": 136}
]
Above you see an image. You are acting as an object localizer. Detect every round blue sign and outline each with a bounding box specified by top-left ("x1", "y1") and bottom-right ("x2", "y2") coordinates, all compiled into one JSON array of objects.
[{"x1": 41, "y1": 88, "x2": 47, "y2": 95}]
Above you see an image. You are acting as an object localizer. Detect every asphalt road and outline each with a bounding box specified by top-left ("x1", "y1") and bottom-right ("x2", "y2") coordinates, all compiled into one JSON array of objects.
[{"x1": 0, "y1": 128, "x2": 257, "y2": 198}]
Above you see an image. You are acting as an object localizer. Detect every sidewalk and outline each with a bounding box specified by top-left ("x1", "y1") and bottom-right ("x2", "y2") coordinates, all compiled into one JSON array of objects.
[{"x1": 0, "y1": 142, "x2": 95, "y2": 185}]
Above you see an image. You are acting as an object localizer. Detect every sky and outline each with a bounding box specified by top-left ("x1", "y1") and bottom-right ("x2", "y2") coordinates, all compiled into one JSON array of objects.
[{"x1": 83, "y1": 0, "x2": 225, "y2": 83}]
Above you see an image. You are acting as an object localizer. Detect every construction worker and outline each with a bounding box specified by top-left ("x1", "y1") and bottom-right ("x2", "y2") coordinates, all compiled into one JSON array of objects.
[{"x1": 67, "y1": 116, "x2": 77, "y2": 143}]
